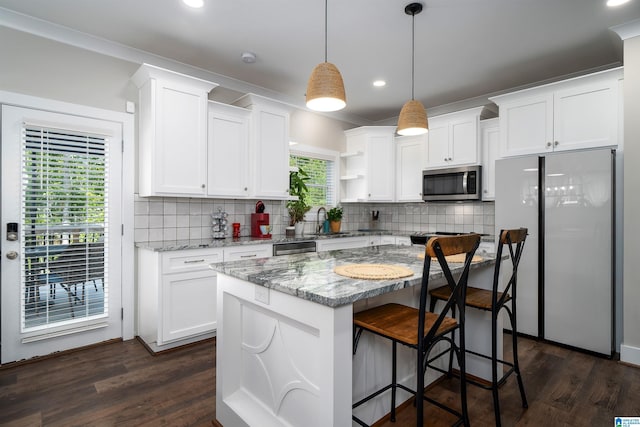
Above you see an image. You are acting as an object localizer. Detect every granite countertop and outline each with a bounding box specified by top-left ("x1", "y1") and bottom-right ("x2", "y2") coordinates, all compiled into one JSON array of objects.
[
  {"x1": 211, "y1": 244, "x2": 497, "y2": 308},
  {"x1": 136, "y1": 230, "x2": 396, "y2": 252}
]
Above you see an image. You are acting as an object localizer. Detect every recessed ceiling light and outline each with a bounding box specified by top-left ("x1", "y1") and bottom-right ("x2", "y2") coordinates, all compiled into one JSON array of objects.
[
  {"x1": 607, "y1": 0, "x2": 631, "y2": 6},
  {"x1": 373, "y1": 80, "x2": 386, "y2": 87},
  {"x1": 183, "y1": 0, "x2": 204, "y2": 8}
]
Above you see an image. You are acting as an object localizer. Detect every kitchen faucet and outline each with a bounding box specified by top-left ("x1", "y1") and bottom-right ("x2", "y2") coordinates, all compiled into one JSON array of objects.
[{"x1": 317, "y1": 207, "x2": 327, "y2": 234}]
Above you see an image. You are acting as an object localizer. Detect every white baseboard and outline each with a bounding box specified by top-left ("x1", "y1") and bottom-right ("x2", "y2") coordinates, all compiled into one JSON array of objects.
[{"x1": 620, "y1": 343, "x2": 640, "y2": 367}]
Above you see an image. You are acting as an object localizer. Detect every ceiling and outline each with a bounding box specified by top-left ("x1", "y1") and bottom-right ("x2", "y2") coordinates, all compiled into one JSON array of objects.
[{"x1": 1, "y1": 0, "x2": 639, "y2": 125}]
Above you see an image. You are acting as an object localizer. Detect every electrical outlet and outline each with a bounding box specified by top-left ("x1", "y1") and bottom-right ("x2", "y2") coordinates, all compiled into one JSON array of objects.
[{"x1": 255, "y1": 285, "x2": 270, "y2": 305}]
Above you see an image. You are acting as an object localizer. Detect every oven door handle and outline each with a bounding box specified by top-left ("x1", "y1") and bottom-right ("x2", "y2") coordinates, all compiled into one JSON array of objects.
[{"x1": 462, "y1": 172, "x2": 468, "y2": 193}]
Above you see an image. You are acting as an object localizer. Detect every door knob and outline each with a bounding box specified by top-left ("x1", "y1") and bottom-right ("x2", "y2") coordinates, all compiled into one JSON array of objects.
[{"x1": 6, "y1": 251, "x2": 18, "y2": 260}]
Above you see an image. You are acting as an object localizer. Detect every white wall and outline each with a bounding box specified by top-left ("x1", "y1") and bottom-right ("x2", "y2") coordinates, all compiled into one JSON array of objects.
[
  {"x1": 0, "y1": 27, "x2": 138, "y2": 112},
  {"x1": 622, "y1": 34, "x2": 640, "y2": 365},
  {"x1": 289, "y1": 109, "x2": 355, "y2": 152}
]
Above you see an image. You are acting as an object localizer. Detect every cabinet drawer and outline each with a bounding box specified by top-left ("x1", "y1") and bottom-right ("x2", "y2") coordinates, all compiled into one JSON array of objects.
[
  {"x1": 224, "y1": 244, "x2": 272, "y2": 262},
  {"x1": 162, "y1": 248, "x2": 224, "y2": 274}
]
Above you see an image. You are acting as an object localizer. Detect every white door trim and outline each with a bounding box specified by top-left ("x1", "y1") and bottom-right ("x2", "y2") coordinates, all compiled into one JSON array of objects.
[{"x1": 0, "y1": 90, "x2": 135, "y2": 343}]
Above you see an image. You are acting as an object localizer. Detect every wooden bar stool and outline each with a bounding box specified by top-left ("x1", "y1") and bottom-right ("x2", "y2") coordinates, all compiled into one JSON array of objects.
[
  {"x1": 429, "y1": 228, "x2": 528, "y2": 426},
  {"x1": 352, "y1": 233, "x2": 480, "y2": 427}
]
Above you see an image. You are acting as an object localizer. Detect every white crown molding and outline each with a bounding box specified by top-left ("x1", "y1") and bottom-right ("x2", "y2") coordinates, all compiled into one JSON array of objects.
[
  {"x1": 0, "y1": 7, "x2": 372, "y2": 126},
  {"x1": 611, "y1": 18, "x2": 640, "y2": 40}
]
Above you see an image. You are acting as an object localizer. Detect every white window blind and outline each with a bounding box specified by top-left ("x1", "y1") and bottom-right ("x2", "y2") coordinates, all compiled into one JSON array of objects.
[
  {"x1": 21, "y1": 124, "x2": 109, "y2": 329},
  {"x1": 290, "y1": 155, "x2": 336, "y2": 207}
]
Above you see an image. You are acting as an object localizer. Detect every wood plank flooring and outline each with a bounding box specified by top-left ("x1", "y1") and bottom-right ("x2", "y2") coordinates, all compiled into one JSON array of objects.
[{"x1": 1, "y1": 335, "x2": 639, "y2": 426}]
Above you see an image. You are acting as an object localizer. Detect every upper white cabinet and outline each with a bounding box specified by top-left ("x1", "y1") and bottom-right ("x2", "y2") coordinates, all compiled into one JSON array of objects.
[
  {"x1": 132, "y1": 64, "x2": 217, "y2": 197},
  {"x1": 207, "y1": 101, "x2": 251, "y2": 198},
  {"x1": 395, "y1": 134, "x2": 426, "y2": 202},
  {"x1": 480, "y1": 118, "x2": 499, "y2": 200},
  {"x1": 490, "y1": 68, "x2": 622, "y2": 157},
  {"x1": 341, "y1": 126, "x2": 396, "y2": 202},
  {"x1": 233, "y1": 94, "x2": 291, "y2": 200},
  {"x1": 425, "y1": 107, "x2": 483, "y2": 169}
]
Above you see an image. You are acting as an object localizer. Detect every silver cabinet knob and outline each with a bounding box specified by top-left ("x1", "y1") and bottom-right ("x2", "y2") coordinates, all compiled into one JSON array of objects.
[
  {"x1": 554, "y1": 141, "x2": 559, "y2": 146},
  {"x1": 6, "y1": 251, "x2": 18, "y2": 260},
  {"x1": 201, "y1": 184, "x2": 205, "y2": 188},
  {"x1": 546, "y1": 142, "x2": 552, "y2": 148}
]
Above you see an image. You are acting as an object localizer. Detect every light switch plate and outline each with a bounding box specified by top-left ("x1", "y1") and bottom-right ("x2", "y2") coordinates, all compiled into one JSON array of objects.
[{"x1": 125, "y1": 101, "x2": 135, "y2": 114}]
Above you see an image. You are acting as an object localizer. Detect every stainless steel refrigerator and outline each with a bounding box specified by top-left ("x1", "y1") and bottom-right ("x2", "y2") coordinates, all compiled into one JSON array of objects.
[{"x1": 495, "y1": 148, "x2": 614, "y2": 356}]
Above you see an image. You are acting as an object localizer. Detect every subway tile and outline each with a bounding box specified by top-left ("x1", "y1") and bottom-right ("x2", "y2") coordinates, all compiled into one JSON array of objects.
[
  {"x1": 148, "y1": 228, "x2": 163, "y2": 242},
  {"x1": 134, "y1": 228, "x2": 148, "y2": 243},
  {"x1": 149, "y1": 215, "x2": 163, "y2": 229},
  {"x1": 134, "y1": 215, "x2": 149, "y2": 229},
  {"x1": 134, "y1": 199, "x2": 149, "y2": 215},
  {"x1": 149, "y1": 200, "x2": 164, "y2": 214}
]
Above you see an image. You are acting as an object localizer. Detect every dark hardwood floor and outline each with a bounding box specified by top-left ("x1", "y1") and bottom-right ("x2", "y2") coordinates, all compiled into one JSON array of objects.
[{"x1": 1, "y1": 335, "x2": 639, "y2": 426}]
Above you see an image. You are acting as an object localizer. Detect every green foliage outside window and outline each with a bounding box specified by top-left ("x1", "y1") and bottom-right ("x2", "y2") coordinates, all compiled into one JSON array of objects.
[{"x1": 290, "y1": 155, "x2": 331, "y2": 207}]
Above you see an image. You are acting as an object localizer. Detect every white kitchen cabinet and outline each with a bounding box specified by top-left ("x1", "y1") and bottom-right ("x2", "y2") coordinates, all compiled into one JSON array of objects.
[
  {"x1": 425, "y1": 107, "x2": 483, "y2": 169},
  {"x1": 223, "y1": 243, "x2": 273, "y2": 261},
  {"x1": 395, "y1": 134, "x2": 426, "y2": 202},
  {"x1": 490, "y1": 67, "x2": 622, "y2": 157},
  {"x1": 207, "y1": 101, "x2": 251, "y2": 198},
  {"x1": 341, "y1": 127, "x2": 395, "y2": 202},
  {"x1": 316, "y1": 235, "x2": 380, "y2": 252},
  {"x1": 480, "y1": 118, "x2": 499, "y2": 200},
  {"x1": 138, "y1": 247, "x2": 223, "y2": 352},
  {"x1": 233, "y1": 94, "x2": 291, "y2": 200},
  {"x1": 380, "y1": 236, "x2": 412, "y2": 246},
  {"x1": 132, "y1": 64, "x2": 217, "y2": 197}
]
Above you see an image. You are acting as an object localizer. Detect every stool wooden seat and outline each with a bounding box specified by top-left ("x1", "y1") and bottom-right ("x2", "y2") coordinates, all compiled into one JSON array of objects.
[
  {"x1": 352, "y1": 234, "x2": 480, "y2": 427},
  {"x1": 428, "y1": 228, "x2": 528, "y2": 427}
]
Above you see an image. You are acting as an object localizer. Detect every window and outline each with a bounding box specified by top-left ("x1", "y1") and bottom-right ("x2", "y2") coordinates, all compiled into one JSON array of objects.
[
  {"x1": 289, "y1": 145, "x2": 339, "y2": 208},
  {"x1": 22, "y1": 124, "x2": 108, "y2": 329}
]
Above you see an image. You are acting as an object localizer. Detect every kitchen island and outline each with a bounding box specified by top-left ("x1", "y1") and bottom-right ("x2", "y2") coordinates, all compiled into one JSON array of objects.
[{"x1": 212, "y1": 244, "x2": 498, "y2": 427}]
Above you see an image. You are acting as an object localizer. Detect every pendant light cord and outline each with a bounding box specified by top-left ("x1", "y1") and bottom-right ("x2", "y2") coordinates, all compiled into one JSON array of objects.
[
  {"x1": 411, "y1": 10, "x2": 415, "y2": 100},
  {"x1": 324, "y1": 0, "x2": 328, "y2": 62}
]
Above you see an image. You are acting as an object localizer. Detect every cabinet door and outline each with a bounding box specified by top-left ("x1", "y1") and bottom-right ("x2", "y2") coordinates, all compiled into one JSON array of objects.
[
  {"x1": 207, "y1": 106, "x2": 250, "y2": 197},
  {"x1": 252, "y1": 108, "x2": 290, "y2": 199},
  {"x1": 449, "y1": 116, "x2": 478, "y2": 165},
  {"x1": 396, "y1": 135, "x2": 426, "y2": 202},
  {"x1": 425, "y1": 121, "x2": 450, "y2": 168},
  {"x1": 367, "y1": 134, "x2": 394, "y2": 201},
  {"x1": 151, "y1": 80, "x2": 208, "y2": 196},
  {"x1": 499, "y1": 93, "x2": 553, "y2": 157},
  {"x1": 553, "y1": 80, "x2": 619, "y2": 152},
  {"x1": 480, "y1": 120, "x2": 499, "y2": 200},
  {"x1": 160, "y1": 270, "x2": 217, "y2": 344}
]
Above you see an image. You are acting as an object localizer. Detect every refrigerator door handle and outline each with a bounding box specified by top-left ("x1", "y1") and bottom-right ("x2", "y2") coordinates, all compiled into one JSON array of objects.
[{"x1": 462, "y1": 172, "x2": 468, "y2": 193}]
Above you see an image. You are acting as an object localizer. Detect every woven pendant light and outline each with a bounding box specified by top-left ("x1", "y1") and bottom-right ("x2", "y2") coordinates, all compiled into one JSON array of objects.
[
  {"x1": 306, "y1": 0, "x2": 346, "y2": 112},
  {"x1": 397, "y1": 3, "x2": 428, "y2": 136}
]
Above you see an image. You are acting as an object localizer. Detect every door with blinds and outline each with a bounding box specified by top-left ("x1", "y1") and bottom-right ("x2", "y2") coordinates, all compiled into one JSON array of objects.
[{"x1": 1, "y1": 105, "x2": 123, "y2": 363}]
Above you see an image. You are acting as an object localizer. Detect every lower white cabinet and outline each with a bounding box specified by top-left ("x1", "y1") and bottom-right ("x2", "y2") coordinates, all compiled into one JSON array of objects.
[
  {"x1": 138, "y1": 247, "x2": 223, "y2": 352},
  {"x1": 316, "y1": 236, "x2": 380, "y2": 251},
  {"x1": 223, "y1": 243, "x2": 272, "y2": 261}
]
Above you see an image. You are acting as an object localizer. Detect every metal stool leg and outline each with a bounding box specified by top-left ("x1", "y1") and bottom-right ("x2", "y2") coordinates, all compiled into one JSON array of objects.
[
  {"x1": 391, "y1": 341, "x2": 397, "y2": 422},
  {"x1": 509, "y1": 307, "x2": 528, "y2": 408},
  {"x1": 492, "y1": 304, "x2": 502, "y2": 427}
]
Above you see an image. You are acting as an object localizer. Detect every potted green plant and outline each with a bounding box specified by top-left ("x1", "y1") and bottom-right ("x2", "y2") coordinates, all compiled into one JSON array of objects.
[
  {"x1": 287, "y1": 168, "x2": 311, "y2": 236},
  {"x1": 327, "y1": 206, "x2": 343, "y2": 233}
]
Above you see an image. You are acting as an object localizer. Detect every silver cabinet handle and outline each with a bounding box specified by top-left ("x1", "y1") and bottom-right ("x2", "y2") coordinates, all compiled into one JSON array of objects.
[
  {"x1": 240, "y1": 254, "x2": 257, "y2": 258},
  {"x1": 184, "y1": 259, "x2": 205, "y2": 264},
  {"x1": 6, "y1": 251, "x2": 18, "y2": 260},
  {"x1": 554, "y1": 141, "x2": 559, "y2": 146},
  {"x1": 546, "y1": 142, "x2": 552, "y2": 148}
]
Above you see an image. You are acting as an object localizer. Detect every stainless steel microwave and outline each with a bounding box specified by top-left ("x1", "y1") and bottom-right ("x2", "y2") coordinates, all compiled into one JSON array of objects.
[{"x1": 422, "y1": 165, "x2": 482, "y2": 201}]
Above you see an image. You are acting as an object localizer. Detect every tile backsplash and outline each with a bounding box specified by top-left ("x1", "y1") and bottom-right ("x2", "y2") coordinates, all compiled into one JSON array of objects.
[{"x1": 134, "y1": 194, "x2": 495, "y2": 244}]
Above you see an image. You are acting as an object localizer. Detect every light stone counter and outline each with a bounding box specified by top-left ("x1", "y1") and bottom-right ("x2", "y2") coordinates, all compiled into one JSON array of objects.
[{"x1": 211, "y1": 244, "x2": 496, "y2": 307}]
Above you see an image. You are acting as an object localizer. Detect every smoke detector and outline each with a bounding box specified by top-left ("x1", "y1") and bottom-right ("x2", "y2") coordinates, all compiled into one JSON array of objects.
[{"x1": 241, "y1": 52, "x2": 257, "y2": 63}]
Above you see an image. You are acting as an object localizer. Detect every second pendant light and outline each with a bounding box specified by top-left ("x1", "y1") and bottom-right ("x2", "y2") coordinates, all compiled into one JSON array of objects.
[{"x1": 397, "y1": 2, "x2": 428, "y2": 136}]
